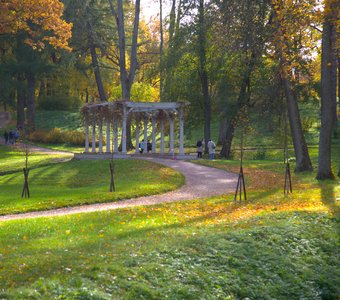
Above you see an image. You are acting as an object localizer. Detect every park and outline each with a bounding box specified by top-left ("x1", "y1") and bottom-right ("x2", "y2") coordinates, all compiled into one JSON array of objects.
[{"x1": 0, "y1": 0, "x2": 339, "y2": 299}]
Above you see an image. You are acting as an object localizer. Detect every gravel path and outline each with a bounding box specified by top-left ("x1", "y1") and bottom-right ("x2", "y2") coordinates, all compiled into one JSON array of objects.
[{"x1": 0, "y1": 156, "x2": 238, "y2": 222}]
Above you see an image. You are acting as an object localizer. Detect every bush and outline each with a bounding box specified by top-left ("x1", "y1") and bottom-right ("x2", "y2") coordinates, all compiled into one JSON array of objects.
[
  {"x1": 38, "y1": 95, "x2": 82, "y2": 111},
  {"x1": 46, "y1": 128, "x2": 65, "y2": 143},
  {"x1": 253, "y1": 149, "x2": 267, "y2": 160},
  {"x1": 28, "y1": 128, "x2": 86, "y2": 146}
]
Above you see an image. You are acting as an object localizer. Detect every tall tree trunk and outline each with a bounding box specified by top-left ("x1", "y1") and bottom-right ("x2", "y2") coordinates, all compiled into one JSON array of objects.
[
  {"x1": 38, "y1": 80, "x2": 45, "y2": 102},
  {"x1": 109, "y1": 0, "x2": 128, "y2": 99},
  {"x1": 17, "y1": 74, "x2": 25, "y2": 130},
  {"x1": 109, "y1": 0, "x2": 140, "y2": 150},
  {"x1": 317, "y1": 1, "x2": 337, "y2": 180},
  {"x1": 220, "y1": 54, "x2": 254, "y2": 158},
  {"x1": 218, "y1": 117, "x2": 228, "y2": 145},
  {"x1": 220, "y1": 121, "x2": 235, "y2": 159},
  {"x1": 159, "y1": 0, "x2": 164, "y2": 101},
  {"x1": 87, "y1": 22, "x2": 107, "y2": 102},
  {"x1": 26, "y1": 72, "x2": 36, "y2": 132},
  {"x1": 163, "y1": 0, "x2": 179, "y2": 101},
  {"x1": 198, "y1": 0, "x2": 211, "y2": 153},
  {"x1": 282, "y1": 73, "x2": 313, "y2": 172}
]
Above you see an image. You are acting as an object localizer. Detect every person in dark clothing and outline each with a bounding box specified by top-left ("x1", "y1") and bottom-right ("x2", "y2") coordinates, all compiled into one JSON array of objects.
[
  {"x1": 196, "y1": 139, "x2": 203, "y2": 158},
  {"x1": 147, "y1": 140, "x2": 152, "y2": 152},
  {"x1": 4, "y1": 131, "x2": 9, "y2": 144},
  {"x1": 8, "y1": 130, "x2": 14, "y2": 144}
]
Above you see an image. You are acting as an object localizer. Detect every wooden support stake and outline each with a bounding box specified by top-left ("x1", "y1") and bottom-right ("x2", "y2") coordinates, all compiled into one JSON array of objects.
[
  {"x1": 234, "y1": 166, "x2": 247, "y2": 202},
  {"x1": 21, "y1": 168, "x2": 30, "y2": 198},
  {"x1": 234, "y1": 130, "x2": 247, "y2": 201},
  {"x1": 284, "y1": 162, "x2": 293, "y2": 195},
  {"x1": 283, "y1": 108, "x2": 293, "y2": 195}
]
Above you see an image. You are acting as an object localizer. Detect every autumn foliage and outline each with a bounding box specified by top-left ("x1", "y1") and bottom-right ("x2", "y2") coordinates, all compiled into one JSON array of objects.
[{"x1": 0, "y1": 0, "x2": 72, "y2": 50}]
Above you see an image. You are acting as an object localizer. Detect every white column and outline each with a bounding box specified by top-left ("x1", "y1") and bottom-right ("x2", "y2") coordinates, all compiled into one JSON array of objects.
[
  {"x1": 91, "y1": 115, "x2": 96, "y2": 153},
  {"x1": 85, "y1": 114, "x2": 89, "y2": 153},
  {"x1": 179, "y1": 108, "x2": 184, "y2": 155},
  {"x1": 122, "y1": 106, "x2": 127, "y2": 155},
  {"x1": 98, "y1": 118, "x2": 103, "y2": 153},
  {"x1": 113, "y1": 117, "x2": 118, "y2": 153},
  {"x1": 143, "y1": 117, "x2": 148, "y2": 154},
  {"x1": 160, "y1": 119, "x2": 165, "y2": 154},
  {"x1": 169, "y1": 116, "x2": 174, "y2": 154},
  {"x1": 106, "y1": 119, "x2": 110, "y2": 153},
  {"x1": 152, "y1": 116, "x2": 156, "y2": 154},
  {"x1": 135, "y1": 119, "x2": 140, "y2": 154}
]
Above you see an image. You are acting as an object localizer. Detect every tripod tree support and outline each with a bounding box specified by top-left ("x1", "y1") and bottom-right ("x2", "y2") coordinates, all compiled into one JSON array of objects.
[
  {"x1": 234, "y1": 166, "x2": 247, "y2": 202},
  {"x1": 284, "y1": 161, "x2": 293, "y2": 195},
  {"x1": 283, "y1": 109, "x2": 293, "y2": 195},
  {"x1": 22, "y1": 167, "x2": 30, "y2": 198},
  {"x1": 234, "y1": 130, "x2": 247, "y2": 202}
]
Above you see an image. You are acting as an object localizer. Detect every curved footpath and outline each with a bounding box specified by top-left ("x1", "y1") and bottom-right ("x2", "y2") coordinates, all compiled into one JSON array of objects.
[{"x1": 0, "y1": 147, "x2": 238, "y2": 222}]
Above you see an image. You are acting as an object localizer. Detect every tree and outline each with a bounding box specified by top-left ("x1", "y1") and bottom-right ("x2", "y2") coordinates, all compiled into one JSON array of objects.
[
  {"x1": 108, "y1": 0, "x2": 141, "y2": 150},
  {"x1": 317, "y1": 0, "x2": 338, "y2": 180},
  {"x1": 0, "y1": 0, "x2": 72, "y2": 131},
  {"x1": 108, "y1": 0, "x2": 141, "y2": 100},
  {"x1": 214, "y1": 0, "x2": 272, "y2": 158},
  {"x1": 63, "y1": 0, "x2": 111, "y2": 102},
  {"x1": 197, "y1": 0, "x2": 211, "y2": 153},
  {"x1": 0, "y1": 0, "x2": 72, "y2": 51},
  {"x1": 271, "y1": 0, "x2": 316, "y2": 172}
]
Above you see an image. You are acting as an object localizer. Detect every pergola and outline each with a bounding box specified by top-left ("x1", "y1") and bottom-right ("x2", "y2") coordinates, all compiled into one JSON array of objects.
[{"x1": 81, "y1": 100, "x2": 189, "y2": 157}]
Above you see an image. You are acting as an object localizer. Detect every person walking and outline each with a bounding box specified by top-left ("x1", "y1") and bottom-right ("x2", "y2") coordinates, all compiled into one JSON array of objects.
[
  {"x1": 4, "y1": 131, "x2": 9, "y2": 144},
  {"x1": 207, "y1": 139, "x2": 216, "y2": 160},
  {"x1": 196, "y1": 139, "x2": 203, "y2": 158},
  {"x1": 8, "y1": 130, "x2": 14, "y2": 144},
  {"x1": 13, "y1": 128, "x2": 20, "y2": 144}
]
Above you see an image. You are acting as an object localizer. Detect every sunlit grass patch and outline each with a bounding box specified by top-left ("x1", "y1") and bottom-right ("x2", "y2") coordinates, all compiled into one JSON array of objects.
[
  {"x1": 0, "y1": 159, "x2": 184, "y2": 215},
  {"x1": 0, "y1": 196, "x2": 338, "y2": 299},
  {"x1": 0, "y1": 145, "x2": 72, "y2": 174}
]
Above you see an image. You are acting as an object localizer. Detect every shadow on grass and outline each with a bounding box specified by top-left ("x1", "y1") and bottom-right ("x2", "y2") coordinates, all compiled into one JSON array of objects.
[{"x1": 319, "y1": 181, "x2": 338, "y2": 215}]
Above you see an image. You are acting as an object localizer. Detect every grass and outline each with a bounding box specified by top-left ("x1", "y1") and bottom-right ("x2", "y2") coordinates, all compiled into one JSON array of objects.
[
  {"x1": 32, "y1": 142, "x2": 84, "y2": 153},
  {"x1": 0, "y1": 192, "x2": 338, "y2": 299},
  {"x1": 0, "y1": 146, "x2": 184, "y2": 215},
  {"x1": 35, "y1": 110, "x2": 82, "y2": 131},
  {"x1": 0, "y1": 144, "x2": 73, "y2": 174},
  {"x1": 0, "y1": 135, "x2": 339, "y2": 298},
  {"x1": 0, "y1": 165, "x2": 338, "y2": 299}
]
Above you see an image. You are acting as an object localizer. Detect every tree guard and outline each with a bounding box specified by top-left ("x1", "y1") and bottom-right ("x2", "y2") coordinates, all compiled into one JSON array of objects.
[
  {"x1": 22, "y1": 168, "x2": 30, "y2": 198},
  {"x1": 283, "y1": 112, "x2": 293, "y2": 195},
  {"x1": 234, "y1": 130, "x2": 247, "y2": 202}
]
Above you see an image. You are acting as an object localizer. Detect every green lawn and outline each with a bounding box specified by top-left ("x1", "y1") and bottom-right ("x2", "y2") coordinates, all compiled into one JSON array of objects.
[
  {"x1": 35, "y1": 110, "x2": 82, "y2": 131},
  {"x1": 0, "y1": 147, "x2": 184, "y2": 215},
  {"x1": 0, "y1": 145, "x2": 73, "y2": 174},
  {"x1": 0, "y1": 141, "x2": 339, "y2": 299},
  {"x1": 0, "y1": 194, "x2": 338, "y2": 299}
]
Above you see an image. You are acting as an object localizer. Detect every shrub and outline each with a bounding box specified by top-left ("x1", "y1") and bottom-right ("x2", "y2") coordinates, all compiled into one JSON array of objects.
[
  {"x1": 28, "y1": 130, "x2": 48, "y2": 143},
  {"x1": 45, "y1": 128, "x2": 65, "y2": 143},
  {"x1": 38, "y1": 96, "x2": 82, "y2": 111},
  {"x1": 63, "y1": 130, "x2": 86, "y2": 146},
  {"x1": 253, "y1": 149, "x2": 266, "y2": 160},
  {"x1": 28, "y1": 128, "x2": 86, "y2": 146}
]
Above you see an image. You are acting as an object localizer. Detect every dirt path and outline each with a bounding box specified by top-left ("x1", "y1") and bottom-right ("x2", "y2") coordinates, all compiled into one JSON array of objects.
[{"x1": 0, "y1": 149, "x2": 238, "y2": 222}]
